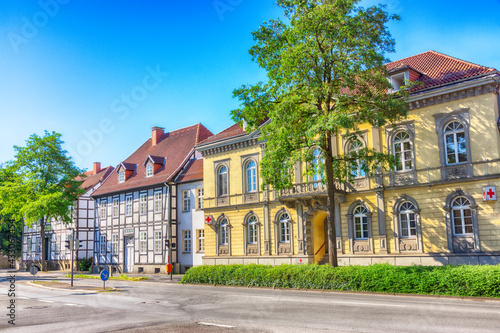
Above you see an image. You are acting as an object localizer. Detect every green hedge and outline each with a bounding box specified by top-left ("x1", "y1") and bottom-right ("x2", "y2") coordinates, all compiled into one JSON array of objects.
[{"x1": 180, "y1": 263, "x2": 500, "y2": 298}]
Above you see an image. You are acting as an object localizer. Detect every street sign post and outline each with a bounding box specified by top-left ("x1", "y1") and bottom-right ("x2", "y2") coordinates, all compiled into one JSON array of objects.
[
  {"x1": 100, "y1": 269, "x2": 109, "y2": 290},
  {"x1": 29, "y1": 264, "x2": 38, "y2": 282}
]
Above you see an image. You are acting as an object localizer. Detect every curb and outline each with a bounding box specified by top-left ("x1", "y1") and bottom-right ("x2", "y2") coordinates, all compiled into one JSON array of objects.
[{"x1": 26, "y1": 281, "x2": 99, "y2": 294}]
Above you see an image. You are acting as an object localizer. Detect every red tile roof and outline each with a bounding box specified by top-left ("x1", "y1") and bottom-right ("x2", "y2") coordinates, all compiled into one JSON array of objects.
[
  {"x1": 198, "y1": 123, "x2": 246, "y2": 145},
  {"x1": 77, "y1": 166, "x2": 115, "y2": 192},
  {"x1": 93, "y1": 123, "x2": 212, "y2": 196},
  {"x1": 387, "y1": 50, "x2": 498, "y2": 92},
  {"x1": 175, "y1": 159, "x2": 203, "y2": 183}
]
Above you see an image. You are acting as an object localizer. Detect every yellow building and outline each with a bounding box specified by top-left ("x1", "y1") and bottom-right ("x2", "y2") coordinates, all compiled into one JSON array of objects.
[{"x1": 196, "y1": 51, "x2": 500, "y2": 266}]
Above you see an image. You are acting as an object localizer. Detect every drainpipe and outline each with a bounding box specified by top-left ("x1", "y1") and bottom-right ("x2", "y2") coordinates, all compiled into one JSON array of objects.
[{"x1": 165, "y1": 182, "x2": 173, "y2": 281}]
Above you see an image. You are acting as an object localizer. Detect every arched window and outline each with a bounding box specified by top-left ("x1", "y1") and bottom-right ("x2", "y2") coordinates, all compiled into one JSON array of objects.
[
  {"x1": 217, "y1": 166, "x2": 228, "y2": 196},
  {"x1": 444, "y1": 121, "x2": 467, "y2": 165},
  {"x1": 349, "y1": 140, "x2": 366, "y2": 178},
  {"x1": 219, "y1": 218, "x2": 229, "y2": 245},
  {"x1": 247, "y1": 215, "x2": 258, "y2": 244},
  {"x1": 279, "y1": 212, "x2": 290, "y2": 243},
  {"x1": 312, "y1": 148, "x2": 323, "y2": 187},
  {"x1": 245, "y1": 160, "x2": 257, "y2": 193},
  {"x1": 451, "y1": 197, "x2": 473, "y2": 235},
  {"x1": 353, "y1": 206, "x2": 368, "y2": 239},
  {"x1": 393, "y1": 131, "x2": 412, "y2": 171},
  {"x1": 398, "y1": 201, "x2": 416, "y2": 237}
]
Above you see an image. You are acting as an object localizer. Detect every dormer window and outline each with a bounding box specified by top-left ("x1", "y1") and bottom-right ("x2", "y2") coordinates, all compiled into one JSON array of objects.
[
  {"x1": 119, "y1": 171, "x2": 125, "y2": 183},
  {"x1": 389, "y1": 72, "x2": 408, "y2": 92},
  {"x1": 146, "y1": 164, "x2": 153, "y2": 177}
]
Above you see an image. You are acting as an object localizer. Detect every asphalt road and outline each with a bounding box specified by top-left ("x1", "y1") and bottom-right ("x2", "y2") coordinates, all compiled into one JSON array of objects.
[{"x1": 1, "y1": 271, "x2": 500, "y2": 332}]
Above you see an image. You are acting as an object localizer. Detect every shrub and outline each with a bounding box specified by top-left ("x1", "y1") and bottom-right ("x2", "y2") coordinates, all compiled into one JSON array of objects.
[
  {"x1": 78, "y1": 257, "x2": 93, "y2": 272},
  {"x1": 180, "y1": 264, "x2": 500, "y2": 298}
]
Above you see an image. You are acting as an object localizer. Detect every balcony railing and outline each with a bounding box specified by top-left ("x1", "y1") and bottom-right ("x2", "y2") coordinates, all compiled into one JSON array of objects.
[{"x1": 279, "y1": 180, "x2": 345, "y2": 199}]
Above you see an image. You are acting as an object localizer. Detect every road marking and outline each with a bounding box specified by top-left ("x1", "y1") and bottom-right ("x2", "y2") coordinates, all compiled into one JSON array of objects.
[
  {"x1": 65, "y1": 303, "x2": 79, "y2": 306},
  {"x1": 331, "y1": 301, "x2": 406, "y2": 308},
  {"x1": 38, "y1": 300, "x2": 54, "y2": 303},
  {"x1": 199, "y1": 322, "x2": 236, "y2": 328},
  {"x1": 18, "y1": 297, "x2": 28, "y2": 299}
]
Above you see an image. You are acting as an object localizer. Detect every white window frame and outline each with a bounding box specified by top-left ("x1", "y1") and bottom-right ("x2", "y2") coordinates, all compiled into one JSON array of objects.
[
  {"x1": 112, "y1": 198, "x2": 119, "y2": 217},
  {"x1": 100, "y1": 235, "x2": 106, "y2": 255},
  {"x1": 246, "y1": 160, "x2": 257, "y2": 193},
  {"x1": 398, "y1": 201, "x2": 417, "y2": 238},
  {"x1": 444, "y1": 121, "x2": 467, "y2": 165},
  {"x1": 146, "y1": 164, "x2": 153, "y2": 177},
  {"x1": 140, "y1": 232, "x2": 147, "y2": 253},
  {"x1": 112, "y1": 234, "x2": 118, "y2": 254},
  {"x1": 349, "y1": 140, "x2": 366, "y2": 178},
  {"x1": 119, "y1": 171, "x2": 125, "y2": 183},
  {"x1": 183, "y1": 230, "x2": 192, "y2": 253},
  {"x1": 393, "y1": 131, "x2": 413, "y2": 171},
  {"x1": 217, "y1": 165, "x2": 228, "y2": 196},
  {"x1": 100, "y1": 200, "x2": 107, "y2": 219},
  {"x1": 154, "y1": 191, "x2": 162, "y2": 213},
  {"x1": 196, "y1": 229, "x2": 204, "y2": 253},
  {"x1": 140, "y1": 193, "x2": 147, "y2": 215},
  {"x1": 451, "y1": 196, "x2": 473, "y2": 236},
  {"x1": 182, "y1": 190, "x2": 190, "y2": 212},
  {"x1": 219, "y1": 219, "x2": 229, "y2": 245},
  {"x1": 196, "y1": 188, "x2": 204, "y2": 210},
  {"x1": 279, "y1": 213, "x2": 290, "y2": 243},
  {"x1": 154, "y1": 231, "x2": 162, "y2": 253},
  {"x1": 27, "y1": 237, "x2": 32, "y2": 254},
  {"x1": 125, "y1": 195, "x2": 132, "y2": 216},
  {"x1": 354, "y1": 206, "x2": 369, "y2": 240}
]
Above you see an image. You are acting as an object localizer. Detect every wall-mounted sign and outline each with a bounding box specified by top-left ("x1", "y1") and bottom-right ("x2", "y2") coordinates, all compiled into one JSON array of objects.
[
  {"x1": 205, "y1": 215, "x2": 214, "y2": 225},
  {"x1": 483, "y1": 186, "x2": 496, "y2": 201}
]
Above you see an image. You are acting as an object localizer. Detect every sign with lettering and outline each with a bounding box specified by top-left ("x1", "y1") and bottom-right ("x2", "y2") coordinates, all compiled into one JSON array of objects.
[
  {"x1": 205, "y1": 215, "x2": 214, "y2": 225},
  {"x1": 483, "y1": 186, "x2": 496, "y2": 201}
]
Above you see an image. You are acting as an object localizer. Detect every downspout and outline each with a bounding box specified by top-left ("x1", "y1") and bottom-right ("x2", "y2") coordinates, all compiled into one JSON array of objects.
[{"x1": 164, "y1": 181, "x2": 173, "y2": 281}]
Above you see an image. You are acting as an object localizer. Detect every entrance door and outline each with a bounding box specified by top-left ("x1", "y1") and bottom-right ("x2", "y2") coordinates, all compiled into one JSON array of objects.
[
  {"x1": 124, "y1": 237, "x2": 134, "y2": 273},
  {"x1": 323, "y1": 217, "x2": 329, "y2": 254},
  {"x1": 45, "y1": 237, "x2": 50, "y2": 261}
]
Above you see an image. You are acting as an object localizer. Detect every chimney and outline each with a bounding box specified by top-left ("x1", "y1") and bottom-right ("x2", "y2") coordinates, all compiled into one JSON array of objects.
[
  {"x1": 152, "y1": 127, "x2": 165, "y2": 146},
  {"x1": 93, "y1": 162, "x2": 101, "y2": 175}
]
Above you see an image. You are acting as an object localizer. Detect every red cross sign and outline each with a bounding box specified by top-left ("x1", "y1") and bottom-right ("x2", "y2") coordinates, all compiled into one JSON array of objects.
[
  {"x1": 205, "y1": 215, "x2": 213, "y2": 225},
  {"x1": 483, "y1": 186, "x2": 496, "y2": 201}
]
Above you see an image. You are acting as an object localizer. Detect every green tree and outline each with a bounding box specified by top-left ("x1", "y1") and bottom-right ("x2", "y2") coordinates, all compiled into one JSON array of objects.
[
  {"x1": 0, "y1": 131, "x2": 83, "y2": 271},
  {"x1": 232, "y1": 0, "x2": 410, "y2": 267}
]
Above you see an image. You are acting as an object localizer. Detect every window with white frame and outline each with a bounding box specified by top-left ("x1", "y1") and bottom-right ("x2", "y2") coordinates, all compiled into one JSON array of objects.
[
  {"x1": 183, "y1": 230, "x2": 191, "y2": 253},
  {"x1": 217, "y1": 165, "x2": 228, "y2": 196},
  {"x1": 247, "y1": 215, "x2": 258, "y2": 244},
  {"x1": 398, "y1": 201, "x2": 417, "y2": 237},
  {"x1": 140, "y1": 232, "x2": 147, "y2": 253},
  {"x1": 36, "y1": 237, "x2": 41, "y2": 253},
  {"x1": 182, "y1": 190, "x2": 190, "y2": 212},
  {"x1": 119, "y1": 171, "x2": 125, "y2": 183},
  {"x1": 279, "y1": 212, "x2": 290, "y2": 243},
  {"x1": 196, "y1": 229, "x2": 204, "y2": 252},
  {"x1": 146, "y1": 164, "x2": 153, "y2": 177},
  {"x1": 312, "y1": 148, "x2": 323, "y2": 183},
  {"x1": 348, "y1": 139, "x2": 366, "y2": 178},
  {"x1": 197, "y1": 188, "x2": 204, "y2": 209},
  {"x1": 113, "y1": 198, "x2": 119, "y2": 217},
  {"x1": 100, "y1": 235, "x2": 106, "y2": 254},
  {"x1": 154, "y1": 191, "x2": 162, "y2": 213},
  {"x1": 112, "y1": 234, "x2": 118, "y2": 254},
  {"x1": 393, "y1": 131, "x2": 412, "y2": 171},
  {"x1": 27, "y1": 237, "x2": 32, "y2": 254},
  {"x1": 219, "y1": 218, "x2": 229, "y2": 245},
  {"x1": 444, "y1": 121, "x2": 467, "y2": 165},
  {"x1": 126, "y1": 196, "x2": 132, "y2": 216},
  {"x1": 451, "y1": 197, "x2": 473, "y2": 235},
  {"x1": 55, "y1": 235, "x2": 61, "y2": 255},
  {"x1": 100, "y1": 200, "x2": 107, "y2": 219},
  {"x1": 154, "y1": 231, "x2": 162, "y2": 253},
  {"x1": 354, "y1": 206, "x2": 369, "y2": 239},
  {"x1": 140, "y1": 194, "x2": 147, "y2": 215},
  {"x1": 245, "y1": 160, "x2": 257, "y2": 192}
]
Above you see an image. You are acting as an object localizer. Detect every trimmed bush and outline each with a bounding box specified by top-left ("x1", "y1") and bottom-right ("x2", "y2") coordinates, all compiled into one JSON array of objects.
[{"x1": 180, "y1": 264, "x2": 500, "y2": 298}]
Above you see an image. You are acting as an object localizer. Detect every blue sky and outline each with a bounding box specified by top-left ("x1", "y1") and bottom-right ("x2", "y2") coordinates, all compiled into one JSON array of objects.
[{"x1": 1, "y1": 0, "x2": 499, "y2": 171}]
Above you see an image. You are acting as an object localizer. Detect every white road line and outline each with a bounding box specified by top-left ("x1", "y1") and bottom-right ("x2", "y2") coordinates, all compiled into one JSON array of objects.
[
  {"x1": 199, "y1": 322, "x2": 236, "y2": 328},
  {"x1": 38, "y1": 300, "x2": 54, "y2": 303},
  {"x1": 65, "y1": 303, "x2": 79, "y2": 306},
  {"x1": 17, "y1": 297, "x2": 28, "y2": 299}
]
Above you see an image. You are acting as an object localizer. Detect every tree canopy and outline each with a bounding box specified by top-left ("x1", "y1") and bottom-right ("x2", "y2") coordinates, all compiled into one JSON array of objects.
[
  {"x1": 231, "y1": 0, "x2": 410, "y2": 266},
  {"x1": 0, "y1": 131, "x2": 84, "y2": 269}
]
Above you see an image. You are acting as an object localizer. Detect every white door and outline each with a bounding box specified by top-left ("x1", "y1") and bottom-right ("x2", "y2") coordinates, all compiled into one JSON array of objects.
[{"x1": 125, "y1": 237, "x2": 134, "y2": 273}]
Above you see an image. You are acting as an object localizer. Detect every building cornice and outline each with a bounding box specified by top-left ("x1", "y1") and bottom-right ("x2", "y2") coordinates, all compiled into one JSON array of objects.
[{"x1": 408, "y1": 74, "x2": 500, "y2": 110}]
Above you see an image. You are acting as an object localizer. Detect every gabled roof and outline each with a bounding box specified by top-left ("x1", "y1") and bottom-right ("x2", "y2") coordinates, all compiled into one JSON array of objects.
[
  {"x1": 77, "y1": 166, "x2": 115, "y2": 192},
  {"x1": 386, "y1": 50, "x2": 498, "y2": 92},
  {"x1": 175, "y1": 159, "x2": 203, "y2": 183},
  {"x1": 93, "y1": 123, "x2": 212, "y2": 196},
  {"x1": 143, "y1": 155, "x2": 165, "y2": 166},
  {"x1": 119, "y1": 162, "x2": 136, "y2": 171},
  {"x1": 198, "y1": 123, "x2": 246, "y2": 145}
]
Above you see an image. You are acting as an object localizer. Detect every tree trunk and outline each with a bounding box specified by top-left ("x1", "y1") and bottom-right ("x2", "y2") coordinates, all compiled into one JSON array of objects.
[
  {"x1": 324, "y1": 133, "x2": 338, "y2": 267},
  {"x1": 40, "y1": 216, "x2": 47, "y2": 271}
]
